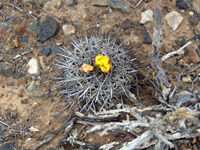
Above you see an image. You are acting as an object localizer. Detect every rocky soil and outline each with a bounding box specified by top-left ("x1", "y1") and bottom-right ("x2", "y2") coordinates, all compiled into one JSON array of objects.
[{"x1": 0, "y1": 0, "x2": 200, "y2": 149}]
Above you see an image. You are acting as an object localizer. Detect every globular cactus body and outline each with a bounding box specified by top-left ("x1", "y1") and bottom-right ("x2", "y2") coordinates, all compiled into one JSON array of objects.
[{"x1": 54, "y1": 32, "x2": 137, "y2": 112}]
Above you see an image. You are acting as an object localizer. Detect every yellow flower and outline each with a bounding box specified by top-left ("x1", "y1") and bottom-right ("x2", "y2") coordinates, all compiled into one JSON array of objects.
[
  {"x1": 169, "y1": 116, "x2": 173, "y2": 121},
  {"x1": 94, "y1": 54, "x2": 112, "y2": 73}
]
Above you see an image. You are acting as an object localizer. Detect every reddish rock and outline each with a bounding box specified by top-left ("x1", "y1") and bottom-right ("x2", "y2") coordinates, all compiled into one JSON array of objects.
[
  {"x1": 188, "y1": 50, "x2": 200, "y2": 63},
  {"x1": 0, "y1": 27, "x2": 7, "y2": 38},
  {"x1": 18, "y1": 78, "x2": 27, "y2": 85},
  {"x1": 15, "y1": 20, "x2": 30, "y2": 35}
]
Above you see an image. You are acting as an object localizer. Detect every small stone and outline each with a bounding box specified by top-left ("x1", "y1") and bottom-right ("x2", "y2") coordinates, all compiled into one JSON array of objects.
[
  {"x1": 26, "y1": 18, "x2": 40, "y2": 38},
  {"x1": 107, "y1": 0, "x2": 131, "y2": 13},
  {"x1": 193, "y1": 144, "x2": 198, "y2": 150},
  {"x1": 194, "y1": 22, "x2": 200, "y2": 36},
  {"x1": 21, "y1": 99, "x2": 28, "y2": 104},
  {"x1": 0, "y1": 3, "x2": 3, "y2": 10},
  {"x1": 192, "y1": 0, "x2": 200, "y2": 14},
  {"x1": 27, "y1": 81, "x2": 40, "y2": 91},
  {"x1": 29, "y1": 127, "x2": 39, "y2": 132},
  {"x1": 62, "y1": 24, "x2": 75, "y2": 36},
  {"x1": 26, "y1": 46, "x2": 31, "y2": 51},
  {"x1": 182, "y1": 75, "x2": 192, "y2": 82},
  {"x1": 48, "y1": 44, "x2": 61, "y2": 55},
  {"x1": 101, "y1": 25, "x2": 112, "y2": 35},
  {"x1": 15, "y1": 20, "x2": 30, "y2": 35},
  {"x1": 165, "y1": 11, "x2": 184, "y2": 31},
  {"x1": 19, "y1": 35, "x2": 29, "y2": 43},
  {"x1": 196, "y1": 141, "x2": 200, "y2": 149},
  {"x1": 188, "y1": 16, "x2": 198, "y2": 27},
  {"x1": 68, "y1": 0, "x2": 78, "y2": 6},
  {"x1": 176, "y1": 0, "x2": 190, "y2": 10},
  {"x1": 6, "y1": 81, "x2": 15, "y2": 86},
  {"x1": 120, "y1": 18, "x2": 135, "y2": 29},
  {"x1": 188, "y1": 11, "x2": 194, "y2": 16},
  {"x1": 14, "y1": 37, "x2": 19, "y2": 47},
  {"x1": 27, "y1": 90, "x2": 50, "y2": 100},
  {"x1": 41, "y1": 47, "x2": 51, "y2": 56},
  {"x1": 27, "y1": 59, "x2": 39, "y2": 74},
  {"x1": 0, "y1": 63, "x2": 14, "y2": 77},
  {"x1": 12, "y1": 72, "x2": 22, "y2": 79},
  {"x1": 37, "y1": 16, "x2": 58, "y2": 42},
  {"x1": 141, "y1": 27, "x2": 152, "y2": 44},
  {"x1": 140, "y1": 10, "x2": 153, "y2": 24},
  {"x1": 0, "y1": 26, "x2": 7, "y2": 38},
  {"x1": 18, "y1": 78, "x2": 27, "y2": 85}
]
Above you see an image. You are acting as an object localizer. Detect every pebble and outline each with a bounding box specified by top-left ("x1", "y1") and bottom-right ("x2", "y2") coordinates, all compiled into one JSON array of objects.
[
  {"x1": 182, "y1": 75, "x2": 192, "y2": 82},
  {"x1": 68, "y1": 0, "x2": 78, "y2": 6},
  {"x1": 12, "y1": 71, "x2": 22, "y2": 79},
  {"x1": 41, "y1": 46, "x2": 51, "y2": 57},
  {"x1": 165, "y1": 11, "x2": 183, "y2": 31},
  {"x1": 27, "y1": 59, "x2": 39, "y2": 74},
  {"x1": 18, "y1": 78, "x2": 27, "y2": 85},
  {"x1": 48, "y1": 44, "x2": 61, "y2": 55},
  {"x1": 6, "y1": 81, "x2": 15, "y2": 86},
  {"x1": 21, "y1": 99, "x2": 28, "y2": 104},
  {"x1": 176, "y1": 0, "x2": 190, "y2": 10},
  {"x1": 188, "y1": 11, "x2": 194, "y2": 16},
  {"x1": 37, "y1": 16, "x2": 58, "y2": 42},
  {"x1": 107, "y1": 0, "x2": 131, "y2": 13},
  {"x1": 62, "y1": 24, "x2": 75, "y2": 36},
  {"x1": 140, "y1": 9, "x2": 153, "y2": 24},
  {"x1": 0, "y1": 63, "x2": 14, "y2": 77},
  {"x1": 141, "y1": 27, "x2": 152, "y2": 44},
  {"x1": 26, "y1": 18, "x2": 40, "y2": 38},
  {"x1": 184, "y1": 45, "x2": 200, "y2": 63},
  {"x1": 194, "y1": 22, "x2": 200, "y2": 36},
  {"x1": 101, "y1": 25, "x2": 112, "y2": 35},
  {"x1": 27, "y1": 81, "x2": 40, "y2": 91},
  {"x1": 192, "y1": 0, "x2": 200, "y2": 13},
  {"x1": 0, "y1": 23, "x2": 7, "y2": 38},
  {"x1": 19, "y1": 35, "x2": 29, "y2": 43},
  {"x1": 120, "y1": 18, "x2": 135, "y2": 29},
  {"x1": 27, "y1": 90, "x2": 50, "y2": 100},
  {"x1": 188, "y1": 16, "x2": 198, "y2": 27},
  {"x1": 29, "y1": 127, "x2": 39, "y2": 132},
  {"x1": 196, "y1": 141, "x2": 200, "y2": 149}
]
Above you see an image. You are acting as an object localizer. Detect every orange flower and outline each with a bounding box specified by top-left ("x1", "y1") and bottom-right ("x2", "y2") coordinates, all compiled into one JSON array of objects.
[
  {"x1": 78, "y1": 63, "x2": 94, "y2": 74},
  {"x1": 94, "y1": 54, "x2": 112, "y2": 73}
]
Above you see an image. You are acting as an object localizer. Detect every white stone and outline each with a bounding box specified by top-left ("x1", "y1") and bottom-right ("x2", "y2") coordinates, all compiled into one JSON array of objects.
[
  {"x1": 140, "y1": 10, "x2": 153, "y2": 24},
  {"x1": 27, "y1": 58, "x2": 39, "y2": 74},
  {"x1": 188, "y1": 11, "x2": 194, "y2": 16},
  {"x1": 29, "y1": 127, "x2": 39, "y2": 132},
  {"x1": 62, "y1": 24, "x2": 75, "y2": 36},
  {"x1": 165, "y1": 11, "x2": 184, "y2": 31}
]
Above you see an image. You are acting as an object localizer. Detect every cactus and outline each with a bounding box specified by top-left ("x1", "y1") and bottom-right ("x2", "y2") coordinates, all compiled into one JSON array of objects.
[{"x1": 54, "y1": 32, "x2": 137, "y2": 112}]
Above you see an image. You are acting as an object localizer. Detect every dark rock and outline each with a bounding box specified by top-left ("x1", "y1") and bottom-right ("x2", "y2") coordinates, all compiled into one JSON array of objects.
[
  {"x1": 194, "y1": 22, "x2": 200, "y2": 36},
  {"x1": 68, "y1": 0, "x2": 78, "y2": 6},
  {"x1": 176, "y1": 0, "x2": 190, "y2": 10},
  {"x1": 180, "y1": 38, "x2": 186, "y2": 47},
  {"x1": 21, "y1": 99, "x2": 28, "y2": 104},
  {"x1": 18, "y1": 2, "x2": 24, "y2": 7},
  {"x1": 141, "y1": 27, "x2": 152, "y2": 44},
  {"x1": 19, "y1": 35, "x2": 29, "y2": 43},
  {"x1": 189, "y1": 36, "x2": 197, "y2": 42},
  {"x1": 107, "y1": 0, "x2": 131, "y2": 13},
  {"x1": 0, "y1": 126, "x2": 3, "y2": 136},
  {"x1": 6, "y1": 81, "x2": 15, "y2": 86},
  {"x1": 196, "y1": 141, "x2": 200, "y2": 149},
  {"x1": 41, "y1": 47, "x2": 51, "y2": 56},
  {"x1": 26, "y1": 18, "x2": 40, "y2": 38},
  {"x1": 188, "y1": 16, "x2": 198, "y2": 27},
  {"x1": 0, "y1": 64, "x2": 14, "y2": 77},
  {"x1": 0, "y1": 3, "x2": 3, "y2": 10},
  {"x1": 12, "y1": 71, "x2": 22, "y2": 79},
  {"x1": 125, "y1": 31, "x2": 131, "y2": 35},
  {"x1": 0, "y1": 142, "x2": 15, "y2": 150},
  {"x1": 120, "y1": 19, "x2": 135, "y2": 29},
  {"x1": 48, "y1": 44, "x2": 61, "y2": 55},
  {"x1": 37, "y1": 16, "x2": 58, "y2": 42},
  {"x1": 26, "y1": 46, "x2": 31, "y2": 51}
]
